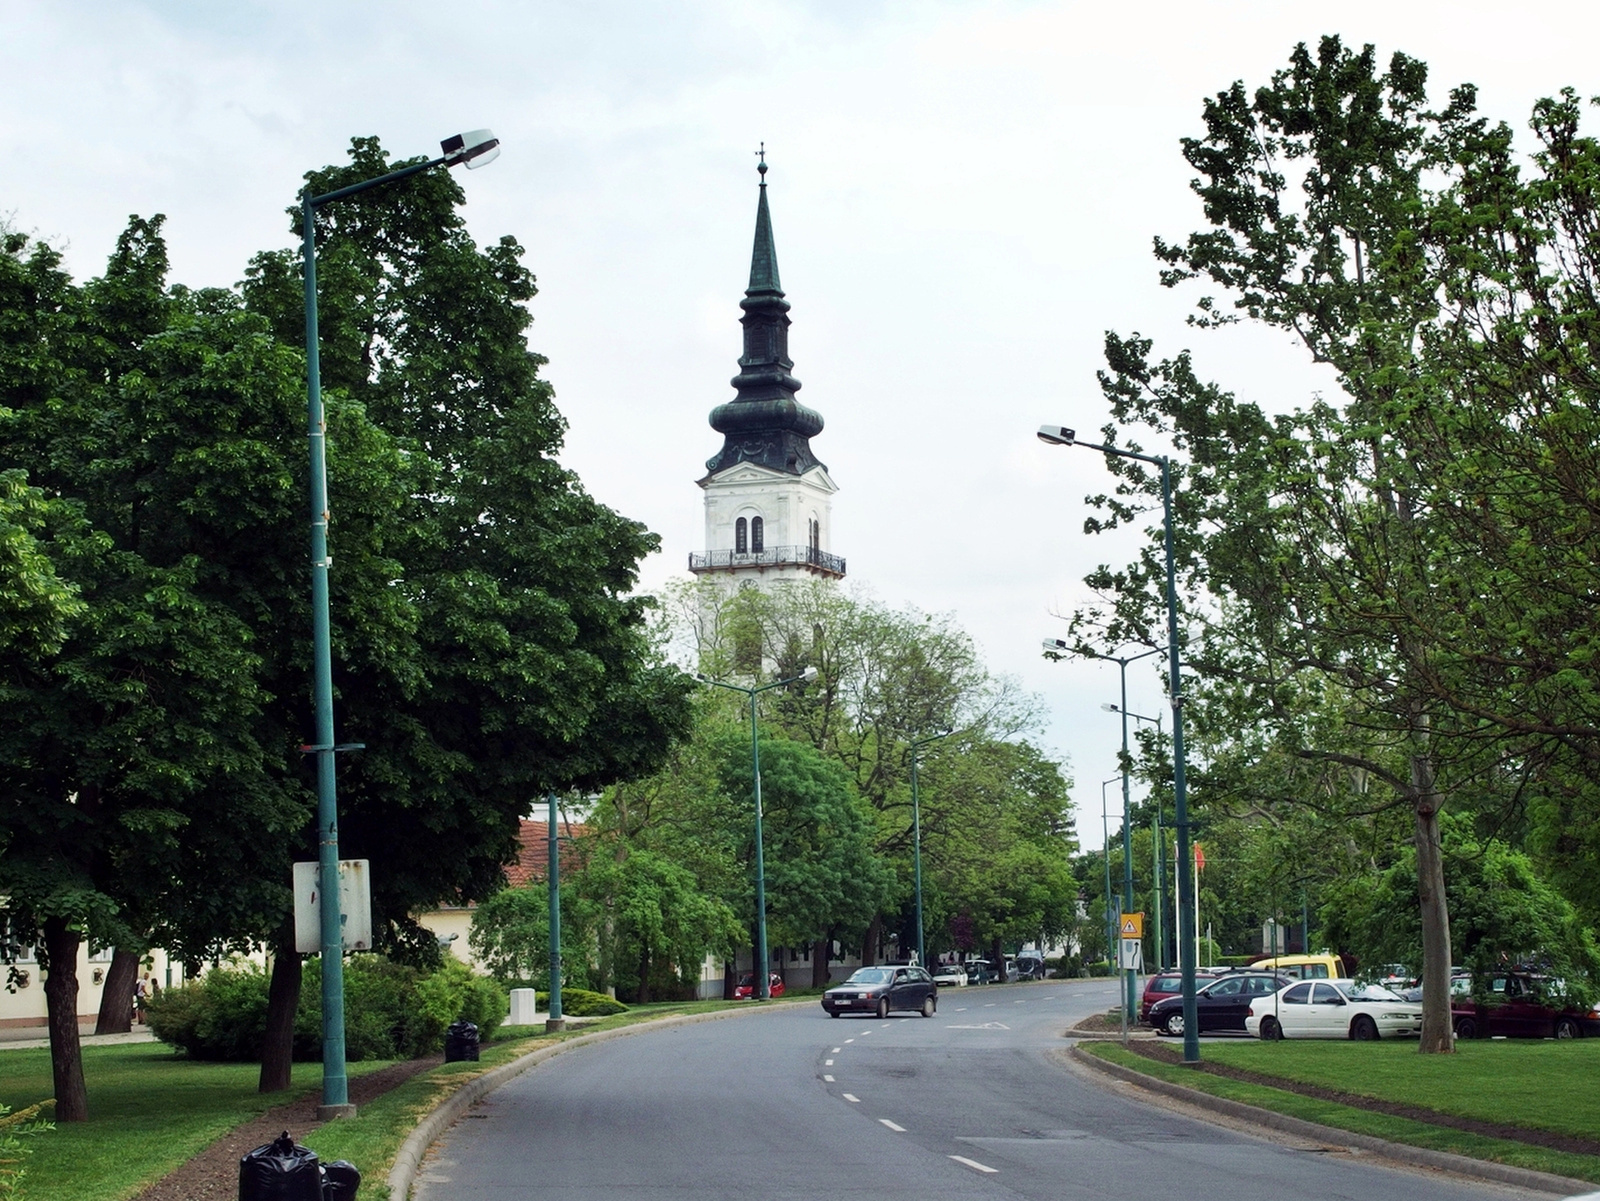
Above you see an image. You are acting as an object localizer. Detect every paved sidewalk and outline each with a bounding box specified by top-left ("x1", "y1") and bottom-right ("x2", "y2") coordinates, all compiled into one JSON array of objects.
[{"x1": 0, "y1": 1023, "x2": 159, "y2": 1050}]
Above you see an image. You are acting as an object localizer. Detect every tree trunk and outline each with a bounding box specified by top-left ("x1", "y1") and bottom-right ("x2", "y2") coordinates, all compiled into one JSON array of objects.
[
  {"x1": 862, "y1": 915, "x2": 880, "y2": 966},
  {"x1": 94, "y1": 947, "x2": 139, "y2": 1035},
  {"x1": 1411, "y1": 745, "x2": 1455, "y2": 1054},
  {"x1": 989, "y1": 937, "x2": 1007, "y2": 982},
  {"x1": 259, "y1": 928, "x2": 302, "y2": 1093},
  {"x1": 42, "y1": 916, "x2": 88, "y2": 1121},
  {"x1": 636, "y1": 945, "x2": 651, "y2": 1004},
  {"x1": 722, "y1": 958, "x2": 736, "y2": 1001},
  {"x1": 812, "y1": 938, "x2": 831, "y2": 988}
]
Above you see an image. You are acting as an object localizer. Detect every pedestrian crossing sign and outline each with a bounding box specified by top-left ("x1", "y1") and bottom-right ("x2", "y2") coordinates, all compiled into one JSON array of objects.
[{"x1": 1119, "y1": 913, "x2": 1144, "y2": 939}]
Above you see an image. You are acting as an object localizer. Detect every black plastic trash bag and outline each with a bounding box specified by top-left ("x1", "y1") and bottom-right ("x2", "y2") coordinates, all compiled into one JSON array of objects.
[
  {"x1": 239, "y1": 1132, "x2": 322, "y2": 1201},
  {"x1": 444, "y1": 1018, "x2": 480, "y2": 1062},
  {"x1": 321, "y1": 1160, "x2": 362, "y2": 1201}
]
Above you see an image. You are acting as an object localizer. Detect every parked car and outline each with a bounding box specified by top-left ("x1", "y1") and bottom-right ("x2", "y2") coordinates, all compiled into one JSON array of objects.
[
  {"x1": 1249, "y1": 953, "x2": 1348, "y2": 980},
  {"x1": 733, "y1": 972, "x2": 786, "y2": 1000},
  {"x1": 1014, "y1": 955, "x2": 1046, "y2": 981},
  {"x1": 821, "y1": 965, "x2": 938, "y2": 1018},
  {"x1": 931, "y1": 963, "x2": 969, "y2": 988},
  {"x1": 1451, "y1": 970, "x2": 1600, "y2": 1040},
  {"x1": 1139, "y1": 968, "x2": 1225, "y2": 1022},
  {"x1": 1147, "y1": 972, "x2": 1289, "y2": 1037},
  {"x1": 1246, "y1": 979, "x2": 1422, "y2": 1040},
  {"x1": 964, "y1": 960, "x2": 997, "y2": 985},
  {"x1": 1399, "y1": 970, "x2": 1471, "y2": 1003}
]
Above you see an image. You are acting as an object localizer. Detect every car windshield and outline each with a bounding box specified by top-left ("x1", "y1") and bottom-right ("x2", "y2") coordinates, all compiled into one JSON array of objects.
[
  {"x1": 1340, "y1": 982, "x2": 1403, "y2": 1002},
  {"x1": 845, "y1": 968, "x2": 893, "y2": 986}
]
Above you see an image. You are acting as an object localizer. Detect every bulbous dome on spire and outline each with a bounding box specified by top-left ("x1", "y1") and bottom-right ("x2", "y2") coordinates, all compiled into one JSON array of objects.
[{"x1": 704, "y1": 159, "x2": 827, "y2": 478}]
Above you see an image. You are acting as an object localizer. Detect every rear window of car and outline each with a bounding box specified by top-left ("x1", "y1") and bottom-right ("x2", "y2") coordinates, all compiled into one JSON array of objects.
[{"x1": 1149, "y1": 975, "x2": 1183, "y2": 992}]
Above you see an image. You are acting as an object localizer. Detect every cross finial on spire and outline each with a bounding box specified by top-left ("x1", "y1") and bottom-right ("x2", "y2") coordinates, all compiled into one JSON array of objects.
[{"x1": 756, "y1": 141, "x2": 767, "y2": 182}]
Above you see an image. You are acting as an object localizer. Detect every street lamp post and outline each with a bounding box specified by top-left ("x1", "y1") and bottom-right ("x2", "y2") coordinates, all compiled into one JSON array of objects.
[
  {"x1": 1037, "y1": 424, "x2": 1199, "y2": 1063},
  {"x1": 1102, "y1": 698, "x2": 1161, "y2": 1006},
  {"x1": 697, "y1": 665, "x2": 819, "y2": 999},
  {"x1": 300, "y1": 129, "x2": 499, "y2": 1116},
  {"x1": 909, "y1": 733, "x2": 951, "y2": 968},
  {"x1": 1100, "y1": 777, "x2": 1119, "y2": 971}
]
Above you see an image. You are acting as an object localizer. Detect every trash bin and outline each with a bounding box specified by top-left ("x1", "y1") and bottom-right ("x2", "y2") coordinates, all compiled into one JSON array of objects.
[
  {"x1": 321, "y1": 1160, "x2": 362, "y2": 1201},
  {"x1": 444, "y1": 1019, "x2": 480, "y2": 1062},
  {"x1": 239, "y1": 1132, "x2": 322, "y2": 1201}
]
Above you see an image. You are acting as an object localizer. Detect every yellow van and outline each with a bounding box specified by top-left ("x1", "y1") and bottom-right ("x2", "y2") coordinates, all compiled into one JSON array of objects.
[{"x1": 1250, "y1": 953, "x2": 1347, "y2": 980}]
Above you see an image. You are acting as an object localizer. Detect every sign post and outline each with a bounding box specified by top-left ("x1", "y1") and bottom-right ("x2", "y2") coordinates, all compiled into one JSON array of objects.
[{"x1": 1116, "y1": 913, "x2": 1144, "y2": 1044}]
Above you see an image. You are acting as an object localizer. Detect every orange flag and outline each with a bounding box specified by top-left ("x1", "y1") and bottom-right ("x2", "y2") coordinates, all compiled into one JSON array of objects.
[{"x1": 1194, "y1": 843, "x2": 1206, "y2": 872}]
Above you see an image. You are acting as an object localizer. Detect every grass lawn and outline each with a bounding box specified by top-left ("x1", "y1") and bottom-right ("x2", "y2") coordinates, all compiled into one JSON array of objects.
[
  {"x1": 1082, "y1": 1041, "x2": 1600, "y2": 1184},
  {"x1": 2, "y1": 1043, "x2": 395, "y2": 1201},
  {"x1": 1203, "y1": 1038, "x2": 1600, "y2": 1142},
  {"x1": 3, "y1": 997, "x2": 751, "y2": 1201}
]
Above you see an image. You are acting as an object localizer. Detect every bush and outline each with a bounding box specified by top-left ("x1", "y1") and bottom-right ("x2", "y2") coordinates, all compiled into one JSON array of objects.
[
  {"x1": 556, "y1": 987, "x2": 628, "y2": 1017},
  {"x1": 149, "y1": 954, "x2": 510, "y2": 1062}
]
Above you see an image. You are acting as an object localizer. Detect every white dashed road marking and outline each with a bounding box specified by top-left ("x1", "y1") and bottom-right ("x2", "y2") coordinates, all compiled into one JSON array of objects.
[
  {"x1": 879, "y1": 1119, "x2": 906, "y2": 1132},
  {"x1": 831, "y1": 1047, "x2": 841, "y2": 1053},
  {"x1": 845, "y1": 1038, "x2": 855, "y2": 1043},
  {"x1": 823, "y1": 1075, "x2": 834, "y2": 1082},
  {"x1": 950, "y1": 1156, "x2": 999, "y2": 1174},
  {"x1": 825, "y1": 1059, "x2": 834, "y2": 1066},
  {"x1": 843, "y1": 1094, "x2": 861, "y2": 1103}
]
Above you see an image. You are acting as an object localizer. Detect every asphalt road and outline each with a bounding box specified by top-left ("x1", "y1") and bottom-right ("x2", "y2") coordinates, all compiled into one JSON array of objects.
[{"x1": 415, "y1": 979, "x2": 1536, "y2": 1200}]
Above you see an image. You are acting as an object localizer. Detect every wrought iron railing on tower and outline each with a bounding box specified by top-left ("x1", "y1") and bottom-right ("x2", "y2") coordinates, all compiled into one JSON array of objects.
[{"x1": 688, "y1": 545, "x2": 846, "y2": 577}]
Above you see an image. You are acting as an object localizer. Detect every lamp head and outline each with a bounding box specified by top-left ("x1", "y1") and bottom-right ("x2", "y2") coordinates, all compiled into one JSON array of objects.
[
  {"x1": 442, "y1": 129, "x2": 501, "y2": 169},
  {"x1": 1042, "y1": 638, "x2": 1068, "y2": 653},
  {"x1": 1101, "y1": 703, "x2": 1118, "y2": 713},
  {"x1": 799, "y1": 665, "x2": 819, "y2": 682},
  {"x1": 694, "y1": 672, "x2": 710, "y2": 683},
  {"x1": 1036, "y1": 424, "x2": 1076, "y2": 446}
]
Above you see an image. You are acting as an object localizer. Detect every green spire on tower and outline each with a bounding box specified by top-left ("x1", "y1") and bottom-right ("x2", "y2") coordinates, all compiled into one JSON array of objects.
[{"x1": 748, "y1": 146, "x2": 782, "y2": 295}]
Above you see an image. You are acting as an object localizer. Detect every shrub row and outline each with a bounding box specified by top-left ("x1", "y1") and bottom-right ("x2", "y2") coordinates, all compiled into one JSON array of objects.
[{"x1": 148, "y1": 955, "x2": 506, "y2": 1062}]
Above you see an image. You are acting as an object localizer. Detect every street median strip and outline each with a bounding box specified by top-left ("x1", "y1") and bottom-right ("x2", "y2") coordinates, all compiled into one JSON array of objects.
[{"x1": 1070, "y1": 1043, "x2": 1597, "y2": 1194}]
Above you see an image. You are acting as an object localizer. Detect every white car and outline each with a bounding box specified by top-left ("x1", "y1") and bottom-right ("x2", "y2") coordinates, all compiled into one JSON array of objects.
[
  {"x1": 1245, "y1": 979, "x2": 1424, "y2": 1041},
  {"x1": 931, "y1": 964, "x2": 968, "y2": 987}
]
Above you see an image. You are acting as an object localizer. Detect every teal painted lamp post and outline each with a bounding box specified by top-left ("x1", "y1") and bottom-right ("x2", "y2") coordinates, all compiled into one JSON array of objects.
[
  {"x1": 300, "y1": 129, "x2": 499, "y2": 1116},
  {"x1": 1037, "y1": 424, "x2": 1199, "y2": 1064},
  {"x1": 696, "y1": 665, "x2": 819, "y2": 999},
  {"x1": 547, "y1": 792, "x2": 564, "y2": 1032},
  {"x1": 909, "y1": 732, "x2": 950, "y2": 968}
]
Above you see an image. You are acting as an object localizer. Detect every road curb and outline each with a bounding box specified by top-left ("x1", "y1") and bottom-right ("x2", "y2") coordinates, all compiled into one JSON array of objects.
[
  {"x1": 388, "y1": 1002, "x2": 808, "y2": 1200},
  {"x1": 1069, "y1": 1045, "x2": 1592, "y2": 1195}
]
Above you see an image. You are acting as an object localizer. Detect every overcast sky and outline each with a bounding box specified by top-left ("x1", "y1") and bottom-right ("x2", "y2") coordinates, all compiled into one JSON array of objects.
[{"x1": 4, "y1": 0, "x2": 1596, "y2": 846}]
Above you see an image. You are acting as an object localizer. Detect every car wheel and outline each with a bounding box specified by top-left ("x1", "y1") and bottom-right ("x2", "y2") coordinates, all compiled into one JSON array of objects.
[
  {"x1": 1556, "y1": 1017, "x2": 1581, "y2": 1040},
  {"x1": 876, "y1": 998, "x2": 889, "y2": 1020},
  {"x1": 1351, "y1": 1015, "x2": 1378, "y2": 1041},
  {"x1": 1260, "y1": 1016, "x2": 1282, "y2": 1041},
  {"x1": 1453, "y1": 1016, "x2": 1477, "y2": 1040},
  {"x1": 1162, "y1": 1012, "x2": 1184, "y2": 1037},
  {"x1": 921, "y1": 995, "x2": 935, "y2": 1018}
]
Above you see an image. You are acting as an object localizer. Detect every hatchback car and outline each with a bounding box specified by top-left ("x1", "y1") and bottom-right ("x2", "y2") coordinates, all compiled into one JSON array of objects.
[
  {"x1": 1146, "y1": 972, "x2": 1289, "y2": 1037},
  {"x1": 1247, "y1": 979, "x2": 1423, "y2": 1040},
  {"x1": 931, "y1": 963, "x2": 968, "y2": 987},
  {"x1": 964, "y1": 960, "x2": 997, "y2": 985},
  {"x1": 733, "y1": 972, "x2": 786, "y2": 1000},
  {"x1": 1451, "y1": 971, "x2": 1600, "y2": 1040},
  {"x1": 822, "y1": 965, "x2": 938, "y2": 1018},
  {"x1": 1139, "y1": 968, "x2": 1224, "y2": 1022}
]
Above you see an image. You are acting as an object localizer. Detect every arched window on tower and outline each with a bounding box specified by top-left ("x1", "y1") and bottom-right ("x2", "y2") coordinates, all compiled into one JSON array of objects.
[
  {"x1": 751, "y1": 516, "x2": 765, "y2": 553},
  {"x1": 735, "y1": 517, "x2": 748, "y2": 554},
  {"x1": 809, "y1": 518, "x2": 820, "y2": 553}
]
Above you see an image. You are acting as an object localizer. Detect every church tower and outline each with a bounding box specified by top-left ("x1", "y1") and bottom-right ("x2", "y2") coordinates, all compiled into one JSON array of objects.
[{"x1": 688, "y1": 157, "x2": 844, "y2": 589}]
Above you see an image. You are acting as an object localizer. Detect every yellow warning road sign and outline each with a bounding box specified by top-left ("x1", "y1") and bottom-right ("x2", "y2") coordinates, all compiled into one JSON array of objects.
[{"x1": 1119, "y1": 913, "x2": 1144, "y2": 939}]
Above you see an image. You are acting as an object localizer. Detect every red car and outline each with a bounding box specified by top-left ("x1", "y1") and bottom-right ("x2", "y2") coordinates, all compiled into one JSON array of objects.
[
  {"x1": 734, "y1": 972, "x2": 786, "y2": 999},
  {"x1": 1451, "y1": 970, "x2": 1600, "y2": 1040},
  {"x1": 1139, "y1": 968, "x2": 1222, "y2": 1022}
]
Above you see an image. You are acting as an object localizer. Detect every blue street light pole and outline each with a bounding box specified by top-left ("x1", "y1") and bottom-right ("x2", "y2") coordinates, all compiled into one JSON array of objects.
[
  {"x1": 909, "y1": 732, "x2": 951, "y2": 968},
  {"x1": 696, "y1": 666, "x2": 819, "y2": 999},
  {"x1": 1037, "y1": 424, "x2": 1199, "y2": 1063},
  {"x1": 300, "y1": 130, "x2": 498, "y2": 1115}
]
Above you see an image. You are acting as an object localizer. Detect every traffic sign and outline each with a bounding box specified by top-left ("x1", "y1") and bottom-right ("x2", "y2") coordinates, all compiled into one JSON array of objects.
[
  {"x1": 1118, "y1": 938, "x2": 1144, "y2": 971},
  {"x1": 1119, "y1": 912, "x2": 1144, "y2": 939}
]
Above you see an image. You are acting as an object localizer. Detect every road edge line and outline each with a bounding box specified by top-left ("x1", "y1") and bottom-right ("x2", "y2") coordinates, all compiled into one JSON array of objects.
[
  {"x1": 389, "y1": 1002, "x2": 805, "y2": 1200},
  {"x1": 1068, "y1": 1045, "x2": 1590, "y2": 1195}
]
